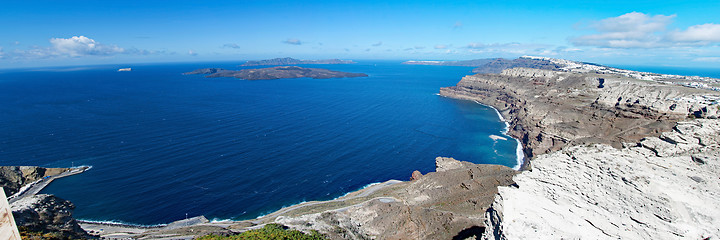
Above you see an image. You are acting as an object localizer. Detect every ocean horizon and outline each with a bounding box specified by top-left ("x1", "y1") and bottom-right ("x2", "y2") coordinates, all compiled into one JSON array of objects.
[{"x1": 1, "y1": 61, "x2": 521, "y2": 225}]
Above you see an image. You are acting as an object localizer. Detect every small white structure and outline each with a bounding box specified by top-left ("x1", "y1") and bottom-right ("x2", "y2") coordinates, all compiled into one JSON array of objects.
[{"x1": 118, "y1": 68, "x2": 132, "y2": 72}]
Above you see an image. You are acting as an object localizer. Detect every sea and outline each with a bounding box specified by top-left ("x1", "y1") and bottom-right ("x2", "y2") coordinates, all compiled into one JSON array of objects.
[{"x1": 0, "y1": 61, "x2": 521, "y2": 225}]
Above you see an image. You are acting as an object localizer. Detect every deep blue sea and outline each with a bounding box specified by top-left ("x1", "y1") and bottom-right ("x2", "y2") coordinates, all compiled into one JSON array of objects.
[{"x1": 0, "y1": 61, "x2": 520, "y2": 225}]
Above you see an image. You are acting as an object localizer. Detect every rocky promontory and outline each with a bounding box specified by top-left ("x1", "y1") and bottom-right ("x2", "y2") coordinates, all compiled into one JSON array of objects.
[
  {"x1": 1, "y1": 166, "x2": 90, "y2": 239},
  {"x1": 0, "y1": 166, "x2": 70, "y2": 197},
  {"x1": 440, "y1": 67, "x2": 718, "y2": 159},
  {"x1": 184, "y1": 66, "x2": 368, "y2": 80},
  {"x1": 438, "y1": 57, "x2": 720, "y2": 239}
]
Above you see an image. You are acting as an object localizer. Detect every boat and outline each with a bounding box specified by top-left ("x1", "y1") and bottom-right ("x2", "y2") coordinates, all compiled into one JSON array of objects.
[{"x1": 118, "y1": 68, "x2": 132, "y2": 72}]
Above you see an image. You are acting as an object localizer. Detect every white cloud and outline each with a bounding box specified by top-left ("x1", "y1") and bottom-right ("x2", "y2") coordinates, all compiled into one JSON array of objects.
[
  {"x1": 49, "y1": 36, "x2": 124, "y2": 57},
  {"x1": 692, "y1": 56, "x2": 720, "y2": 62},
  {"x1": 434, "y1": 44, "x2": 447, "y2": 49},
  {"x1": 188, "y1": 50, "x2": 198, "y2": 56},
  {"x1": 282, "y1": 38, "x2": 302, "y2": 45},
  {"x1": 372, "y1": 41, "x2": 382, "y2": 47},
  {"x1": 668, "y1": 23, "x2": 720, "y2": 42},
  {"x1": 572, "y1": 12, "x2": 720, "y2": 48},
  {"x1": 465, "y1": 42, "x2": 558, "y2": 55},
  {"x1": 453, "y1": 21, "x2": 463, "y2": 29},
  {"x1": 0, "y1": 47, "x2": 4, "y2": 59},
  {"x1": 571, "y1": 12, "x2": 675, "y2": 48},
  {"x1": 414, "y1": 46, "x2": 425, "y2": 49}
]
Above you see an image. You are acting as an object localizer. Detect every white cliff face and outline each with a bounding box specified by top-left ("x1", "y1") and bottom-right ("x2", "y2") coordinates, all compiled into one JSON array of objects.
[{"x1": 484, "y1": 119, "x2": 720, "y2": 239}]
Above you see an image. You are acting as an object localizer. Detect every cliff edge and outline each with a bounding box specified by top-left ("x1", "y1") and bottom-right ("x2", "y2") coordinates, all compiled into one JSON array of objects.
[{"x1": 439, "y1": 58, "x2": 720, "y2": 239}]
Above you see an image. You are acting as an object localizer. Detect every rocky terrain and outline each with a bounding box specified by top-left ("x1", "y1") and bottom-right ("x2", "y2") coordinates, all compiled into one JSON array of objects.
[
  {"x1": 438, "y1": 57, "x2": 720, "y2": 239},
  {"x1": 241, "y1": 58, "x2": 355, "y2": 66},
  {"x1": 440, "y1": 67, "x2": 719, "y2": 159},
  {"x1": 184, "y1": 66, "x2": 368, "y2": 80},
  {"x1": 0, "y1": 166, "x2": 69, "y2": 197},
  {"x1": 1, "y1": 166, "x2": 90, "y2": 239},
  {"x1": 11, "y1": 194, "x2": 90, "y2": 239},
  {"x1": 483, "y1": 119, "x2": 720, "y2": 239}
]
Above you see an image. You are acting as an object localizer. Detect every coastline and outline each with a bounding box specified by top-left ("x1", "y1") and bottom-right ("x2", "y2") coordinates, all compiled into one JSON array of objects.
[
  {"x1": 7, "y1": 166, "x2": 91, "y2": 204},
  {"x1": 473, "y1": 99, "x2": 526, "y2": 171},
  {"x1": 77, "y1": 91, "x2": 528, "y2": 233}
]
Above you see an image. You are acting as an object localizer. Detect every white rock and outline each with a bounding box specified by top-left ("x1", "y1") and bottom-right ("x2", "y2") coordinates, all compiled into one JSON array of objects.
[{"x1": 485, "y1": 119, "x2": 720, "y2": 239}]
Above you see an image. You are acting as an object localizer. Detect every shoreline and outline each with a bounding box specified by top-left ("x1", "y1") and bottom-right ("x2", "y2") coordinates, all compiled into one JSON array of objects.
[
  {"x1": 78, "y1": 97, "x2": 524, "y2": 229},
  {"x1": 8, "y1": 166, "x2": 91, "y2": 204}
]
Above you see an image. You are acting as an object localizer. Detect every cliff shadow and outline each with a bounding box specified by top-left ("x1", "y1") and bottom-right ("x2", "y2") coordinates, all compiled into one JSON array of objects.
[{"x1": 452, "y1": 226, "x2": 485, "y2": 240}]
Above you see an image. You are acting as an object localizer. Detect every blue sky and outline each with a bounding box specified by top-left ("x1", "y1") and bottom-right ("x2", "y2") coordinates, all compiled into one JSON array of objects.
[{"x1": 2, "y1": 0, "x2": 720, "y2": 68}]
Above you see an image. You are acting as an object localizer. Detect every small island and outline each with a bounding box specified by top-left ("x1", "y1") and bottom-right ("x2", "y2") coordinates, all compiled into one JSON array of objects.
[
  {"x1": 184, "y1": 66, "x2": 368, "y2": 80},
  {"x1": 241, "y1": 57, "x2": 355, "y2": 66}
]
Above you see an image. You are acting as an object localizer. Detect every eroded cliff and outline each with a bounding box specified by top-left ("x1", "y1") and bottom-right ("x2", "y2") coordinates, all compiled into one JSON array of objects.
[
  {"x1": 440, "y1": 67, "x2": 718, "y2": 159},
  {"x1": 483, "y1": 119, "x2": 720, "y2": 239}
]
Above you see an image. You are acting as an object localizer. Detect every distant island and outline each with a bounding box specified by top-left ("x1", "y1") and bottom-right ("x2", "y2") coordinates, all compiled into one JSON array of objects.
[
  {"x1": 240, "y1": 57, "x2": 355, "y2": 66},
  {"x1": 402, "y1": 59, "x2": 496, "y2": 67},
  {"x1": 184, "y1": 66, "x2": 368, "y2": 80},
  {"x1": 402, "y1": 58, "x2": 562, "y2": 74}
]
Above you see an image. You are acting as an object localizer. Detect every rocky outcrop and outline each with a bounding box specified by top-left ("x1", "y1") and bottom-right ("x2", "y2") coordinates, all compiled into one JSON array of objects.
[
  {"x1": 0, "y1": 166, "x2": 69, "y2": 197},
  {"x1": 273, "y1": 157, "x2": 517, "y2": 239},
  {"x1": 484, "y1": 119, "x2": 720, "y2": 239},
  {"x1": 11, "y1": 194, "x2": 90, "y2": 239},
  {"x1": 184, "y1": 66, "x2": 368, "y2": 80},
  {"x1": 440, "y1": 67, "x2": 719, "y2": 159}
]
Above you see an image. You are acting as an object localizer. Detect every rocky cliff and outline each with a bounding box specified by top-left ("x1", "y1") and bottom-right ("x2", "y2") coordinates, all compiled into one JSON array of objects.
[
  {"x1": 11, "y1": 194, "x2": 90, "y2": 239},
  {"x1": 1, "y1": 166, "x2": 90, "y2": 239},
  {"x1": 438, "y1": 60, "x2": 720, "y2": 239},
  {"x1": 440, "y1": 67, "x2": 719, "y2": 159},
  {"x1": 0, "y1": 166, "x2": 69, "y2": 197},
  {"x1": 483, "y1": 119, "x2": 720, "y2": 239}
]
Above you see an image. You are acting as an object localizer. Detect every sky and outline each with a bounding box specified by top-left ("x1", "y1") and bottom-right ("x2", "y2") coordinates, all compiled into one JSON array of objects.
[{"x1": 1, "y1": 0, "x2": 720, "y2": 69}]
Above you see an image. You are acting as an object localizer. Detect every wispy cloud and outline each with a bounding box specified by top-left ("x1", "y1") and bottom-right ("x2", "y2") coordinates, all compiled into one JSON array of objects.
[
  {"x1": 434, "y1": 44, "x2": 448, "y2": 49},
  {"x1": 0, "y1": 47, "x2": 4, "y2": 59},
  {"x1": 222, "y1": 43, "x2": 241, "y2": 49},
  {"x1": 453, "y1": 21, "x2": 463, "y2": 29},
  {"x1": 188, "y1": 50, "x2": 198, "y2": 56},
  {"x1": 465, "y1": 42, "x2": 558, "y2": 55},
  {"x1": 414, "y1": 46, "x2": 425, "y2": 49},
  {"x1": 692, "y1": 56, "x2": 720, "y2": 62},
  {"x1": 4, "y1": 36, "x2": 163, "y2": 60},
  {"x1": 571, "y1": 12, "x2": 720, "y2": 48},
  {"x1": 372, "y1": 41, "x2": 382, "y2": 47},
  {"x1": 282, "y1": 38, "x2": 302, "y2": 45}
]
